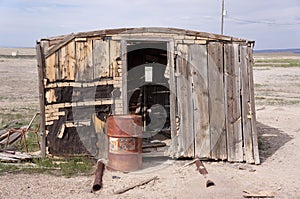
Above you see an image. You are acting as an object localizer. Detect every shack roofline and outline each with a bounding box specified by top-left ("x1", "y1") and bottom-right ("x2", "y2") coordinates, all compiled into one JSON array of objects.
[
  {"x1": 39, "y1": 27, "x2": 254, "y2": 58},
  {"x1": 40, "y1": 27, "x2": 253, "y2": 42}
]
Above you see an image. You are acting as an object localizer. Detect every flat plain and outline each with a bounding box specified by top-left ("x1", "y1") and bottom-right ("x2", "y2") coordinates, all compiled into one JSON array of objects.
[{"x1": 0, "y1": 48, "x2": 299, "y2": 198}]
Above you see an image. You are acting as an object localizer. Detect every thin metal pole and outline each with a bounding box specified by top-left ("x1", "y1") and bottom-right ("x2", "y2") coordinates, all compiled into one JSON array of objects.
[{"x1": 221, "y1": 0, "x2": 225, "y2": 35}]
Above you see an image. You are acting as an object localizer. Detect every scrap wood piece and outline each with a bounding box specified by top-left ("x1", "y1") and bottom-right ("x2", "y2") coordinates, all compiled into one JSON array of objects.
[
  {"x1": 114, "y1": 176, "x2": 158, "y2": 194},
  {"x1": 0, "y1": 151, "x2": 32, "y2": 162},
  {"x1": 243, "y1": 190, "x2": 275, "y2": 198},
  {"x1": 0, "y1": 154, "x2": 19, "y2": 163}
]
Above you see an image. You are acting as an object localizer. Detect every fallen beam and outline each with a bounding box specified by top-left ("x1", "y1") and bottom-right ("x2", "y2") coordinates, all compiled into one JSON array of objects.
[{"x1": 114, "y1": 176, "x2": 158, "y2": 194}]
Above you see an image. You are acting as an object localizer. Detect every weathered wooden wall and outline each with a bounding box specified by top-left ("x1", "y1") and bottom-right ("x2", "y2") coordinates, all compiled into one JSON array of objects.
[
  {"x1": 37, "y1": 28, "x2": 259, "y2": 164},
  {"x1": 40, "y1": 38, "x2": 121, "y2": 157},
  {"x1": 175, "y1": 41, "x2": 259, "y2": 164}
]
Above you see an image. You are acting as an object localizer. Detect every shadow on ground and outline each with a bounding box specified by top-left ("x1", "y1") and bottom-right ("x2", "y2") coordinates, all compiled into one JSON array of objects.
[{"x1": 256, "y1": 121, "x2": 293, "y2": 163}]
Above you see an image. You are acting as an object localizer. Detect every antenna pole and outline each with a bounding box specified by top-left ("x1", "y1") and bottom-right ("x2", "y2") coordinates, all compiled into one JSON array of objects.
[{"x1": 221, "y1": 0, "x2": 225, "y2": 35}]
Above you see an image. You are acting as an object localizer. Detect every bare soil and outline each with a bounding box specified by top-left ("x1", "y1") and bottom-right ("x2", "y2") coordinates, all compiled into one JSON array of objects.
[{"x1": 0, "y1": 48, "x2": 299, "y2": 198}]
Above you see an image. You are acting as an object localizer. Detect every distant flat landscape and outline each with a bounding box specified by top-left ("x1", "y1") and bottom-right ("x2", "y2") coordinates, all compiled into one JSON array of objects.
[{"x1": 254, "y1": 48, "x2": 300, "y2": 54}]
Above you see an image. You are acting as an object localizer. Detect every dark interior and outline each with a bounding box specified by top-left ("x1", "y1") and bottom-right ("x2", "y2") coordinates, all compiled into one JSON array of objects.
[{"x1": 127, "y1": 42, "x2": 171, "y2": 144}]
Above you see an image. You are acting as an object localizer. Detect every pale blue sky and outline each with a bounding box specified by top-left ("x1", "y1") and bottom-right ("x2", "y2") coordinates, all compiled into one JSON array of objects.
[{"x1": 0, "y1": 0, "x2": 299, "y2": 49}]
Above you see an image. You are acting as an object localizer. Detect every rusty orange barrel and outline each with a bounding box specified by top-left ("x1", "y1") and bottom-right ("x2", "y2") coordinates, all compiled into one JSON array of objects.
[{"x1": 107, "y1": 115, "x2": 142, "y2": 172}]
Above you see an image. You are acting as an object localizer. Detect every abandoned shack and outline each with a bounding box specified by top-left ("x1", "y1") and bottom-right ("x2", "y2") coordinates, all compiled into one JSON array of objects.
[{"x1": 36, "y1": 27, "x2": 260, "y2": 164}]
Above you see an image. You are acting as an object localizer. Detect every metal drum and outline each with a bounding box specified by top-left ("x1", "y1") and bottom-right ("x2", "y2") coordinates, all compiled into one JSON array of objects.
[{"x1": 107, "y1": 115, "x2": 142, "y2": 172}]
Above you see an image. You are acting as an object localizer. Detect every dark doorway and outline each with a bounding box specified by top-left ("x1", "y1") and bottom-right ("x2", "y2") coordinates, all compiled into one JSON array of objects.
[{"x1": 126, "y1": 42, "x2": 171, "y2": 147}]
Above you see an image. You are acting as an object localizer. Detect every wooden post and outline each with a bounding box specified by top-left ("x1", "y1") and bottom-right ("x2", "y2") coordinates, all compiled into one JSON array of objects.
[{"x1": 36, "y1": 42, "x2": 46, "y2": 157}]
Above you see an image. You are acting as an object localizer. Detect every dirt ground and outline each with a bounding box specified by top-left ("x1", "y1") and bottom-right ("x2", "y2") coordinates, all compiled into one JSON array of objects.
[{"x1": 0, "y1": 48, "x2": 300, "y2": 198}]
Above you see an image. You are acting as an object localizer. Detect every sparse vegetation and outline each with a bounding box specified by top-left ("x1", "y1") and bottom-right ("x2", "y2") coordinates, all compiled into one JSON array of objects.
[
  {"x1": 255, "y1": 97, "x2": 300, "y2": 106},
  {"x1": 0, "y1": 157, "x2": 95, "y2": 177},
  {"x1": 254, "y1": 59, "x2": 300, "y2": 67}
]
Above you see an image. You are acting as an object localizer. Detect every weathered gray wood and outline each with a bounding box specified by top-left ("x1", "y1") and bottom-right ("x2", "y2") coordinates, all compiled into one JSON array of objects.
[
  {"x1": 176, "y1": 44, "x2": 194, "y2": 157},
  {"x1": 76, "y1": 40, "x2": 93, "y2": 81},
  {"x1": 45, "y1": 52, "x2": 58, "y2": 82},
  {"x1": 240, "y1": 46, "x2": 255, "y2": 163},
  {"x1": 36, "y1": 42, "x2": 47, "y2": 157},
  {"x1": 59, "y1": 41, "x2": 76, "y2": 81},
  {"x1": 167, "y1": 40, "x2": 178, "y2": 157},
  {"x1": 224, "y1": 44, "x2": 243, "y2": 162},
  {"x1": 45, "y1": 33, "x2": 75, "y2": 59},
  {"x1": 93, "y1": 39, "x2": 110, "y2": 79},
  {"x1": 0, "y1": 154, "x2": 18, "y2": 163},
  {"x1": 121, "y1": 39, "x2": 128, "y2": 114},
  {"x1": 207, "y1": 42, "x2": 227, "y2": 160},
  {"x1": 109, "y1": 40, "x2": 121, "y2": 77},
  {"x1": 247, "y1": 47, "x2": 260, "y2": 164},
  {"x1": 189, "y1": 44, "x2": 210, "y2": 158}
]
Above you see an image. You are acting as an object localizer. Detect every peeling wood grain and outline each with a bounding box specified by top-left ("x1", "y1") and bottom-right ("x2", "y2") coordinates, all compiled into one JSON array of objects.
[
  {"x1": 207, "y1": 42, "x2": 227, "y2": 160},
  {"x1": 190, "y1": 44, "x2": 210, "y2": 158}
]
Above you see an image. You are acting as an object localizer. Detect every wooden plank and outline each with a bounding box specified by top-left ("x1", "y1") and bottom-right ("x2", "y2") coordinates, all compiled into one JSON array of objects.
[
  {"x1": 207, "y1": 42, "x2": 227, "y2": 160},
  {"x1": 176, "y1": 44, "x2": 194, "y2": 157},
  {"x1": 59, "y1": 41, "x2": 76, "y2": 80},
  {"x1": 45, "y1": 33, "x2": 75, "y2": 58},
  {"x1": 247, "y1": 47, "x2": 260, "y2": 164},
  {"x1": 167, "y1": 40, "x2": 178, "y2": 157},
  {"x1": 45, "y1": 53, "x2": 57, "y2": 82},
  {"x1": 109, "y1": 40, "x2": 121, "y2": 77},
  {"x1": 93, "y1": 39, "x2": 110, "y2": 78},
  {"x1": 240, "y1": 45, "x2": 254, "y2": 163},
  {"x1": 189, "y1": 44, "x2": 210, "y2": 158},
  {"x1": 36, "y1": 43, "x2": 47, "y2": 157},
  {"x1": 75, "y1": 40, "x2": 93, "y2": 81},
  {"x1": 45, "y1": 89, "x2": 56, "y2": 104},
  {"x1": 224, "y1": 44, "x2": 243, "y2": 162}
]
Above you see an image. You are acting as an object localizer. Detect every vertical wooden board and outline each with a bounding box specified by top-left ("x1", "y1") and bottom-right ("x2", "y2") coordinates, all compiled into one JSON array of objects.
[
  {"x1": 240, "y1": 45, "x2": 255, "y2": 163},
  {"x1": 224, "y1": 44, "x2": 243, "y2": 162},
  {"x1": 168, "y1": 41, "x2": 178, "y2": 157},
  {"x1": 176, "y1": 44, "x2": 194, "y2": 157},
  {"x1": 207, "y1": 42, "x2": 227, "y2": 160},
  {"x1": 45, "y1": 53, "x2": 58, "y2": 82},
  {"x1": 87, "y1": 39, "x2": 93, "y2": 79},
  {"x1": 75, "y1": 40, "x2": 93, "y2": 81},
  {"x1": 189, "y1": 44, "x2": 210, "y2": 158},
  {"x1": 109, "y1": 40, "x2": 121, "y2": 77},
  {"x1": 93, "y1": 40, "x2": 109, "y2": 78},
  {"x1": 247, "y1": 47, "x2": 260, "y2": 164},
  {"x1": 59, "y1": 45, "x2": 67, "y2": 80},
  {"x1": 67, "y1": 41, "x2": 76, "y2": 80}
]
